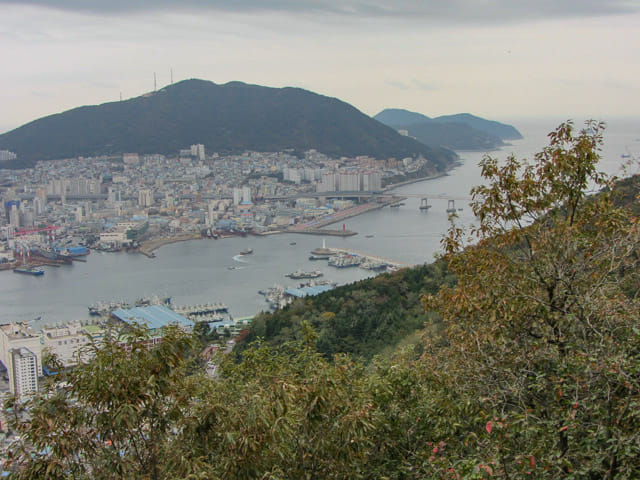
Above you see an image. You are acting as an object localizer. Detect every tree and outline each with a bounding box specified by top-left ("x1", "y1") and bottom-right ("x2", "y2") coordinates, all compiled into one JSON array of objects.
[
  {"x1": 5, "y1": 325, "x2": 197, "y2": 480},
  {"x1": 423, "y1": 121, "x2": 640, "y2": 477}
]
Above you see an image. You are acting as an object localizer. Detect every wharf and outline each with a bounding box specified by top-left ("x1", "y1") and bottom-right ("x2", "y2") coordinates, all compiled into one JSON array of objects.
[
  {"x1": 287, "y1": 196, "x2": 405, "y2": 236},
  {"x1": 137, "y1": 233, "x2": 202, "y2": 257},
  {"x1": 326, "y1": 247, "x2": 411, "y2": 269},
  {"x1": 286, "y1": 228, "x2": 357, "y2": 237}
]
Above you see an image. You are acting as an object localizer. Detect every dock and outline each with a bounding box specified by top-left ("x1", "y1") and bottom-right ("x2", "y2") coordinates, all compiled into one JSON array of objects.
[{"x1": 326, "y1": 247, "x2": 410, "y2": 269}]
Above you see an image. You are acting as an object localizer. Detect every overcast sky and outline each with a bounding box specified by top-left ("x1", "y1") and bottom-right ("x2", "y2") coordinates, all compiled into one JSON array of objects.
[{"x1": 1, "y1": 0, "x2": 639, "y2": 133}]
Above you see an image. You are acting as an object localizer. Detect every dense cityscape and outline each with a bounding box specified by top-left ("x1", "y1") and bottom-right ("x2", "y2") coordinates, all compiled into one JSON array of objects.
[{"x1": 0, "y1": 142, "x2": 438, "y2": 411}]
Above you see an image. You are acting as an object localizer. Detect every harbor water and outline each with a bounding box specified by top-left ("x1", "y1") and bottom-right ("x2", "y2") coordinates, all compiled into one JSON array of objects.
[{"x1": 1, "y1": 117, "x2": 638, "y2": 326}]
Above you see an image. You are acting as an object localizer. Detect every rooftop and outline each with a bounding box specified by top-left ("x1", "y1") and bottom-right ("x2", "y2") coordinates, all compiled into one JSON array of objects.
[{"x1": 111, "y1": 305, "x2": 194, "y2": 330}]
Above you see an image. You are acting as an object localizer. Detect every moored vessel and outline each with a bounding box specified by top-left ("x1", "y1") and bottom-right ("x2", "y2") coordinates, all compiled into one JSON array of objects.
[
  {"x1": 285, "y1": 270, "x2": 323, "y2": 279},
  {"x1": 13, "y1": 266, "x2": 44, "y2": 276}
]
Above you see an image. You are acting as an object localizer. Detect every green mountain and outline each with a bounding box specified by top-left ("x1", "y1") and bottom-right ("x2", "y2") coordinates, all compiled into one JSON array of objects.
[
  {"x1": 374, "y1": 108, "x2": 522, "y2": 150},
  {"x1": 373, "y1": 108, "x2": 432, "y2": 126},
  {"x1": 0, "y1": 80, "x2": 456, "y2": 170},
  {"x1": 433, "y1": 113, "x2": 523, "y2": 140}
]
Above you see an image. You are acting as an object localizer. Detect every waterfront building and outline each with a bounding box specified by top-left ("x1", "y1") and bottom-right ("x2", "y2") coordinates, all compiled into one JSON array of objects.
[
  {"x1": 190, "y1": 144, "x2": 205, "y2": 161},
  {"x1": 111, "y1": 304, "x2": 194, "y2": 346},
  {"x1": 0, "y1": 150, "x2": 17, "y2": 162},
  {"x1": 9, "y1": 348, "x2": 38, "y2": 400},
  {"x1": 317, "y1": 173, "x2": 338, "y2": 193},
  {"x1": 338, "y1": 173, "x2": 360, "y2": 192},
  {"x1": 41, "y1": 322, "x2": 98, "y2": 367},
  {"x1": 0, "y1": 324, "x2": 43, "y2": 397}
]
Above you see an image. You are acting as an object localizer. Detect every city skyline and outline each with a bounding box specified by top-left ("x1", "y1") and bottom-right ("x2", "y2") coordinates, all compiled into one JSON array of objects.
[{"x1": 1, "y1": 0, "x2": 639, "y2": 133}]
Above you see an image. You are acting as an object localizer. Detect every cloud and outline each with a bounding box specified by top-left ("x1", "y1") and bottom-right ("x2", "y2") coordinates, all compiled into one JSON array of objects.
[{"x1": 2, "y1": 0, "x2": 639, "y2": 24}]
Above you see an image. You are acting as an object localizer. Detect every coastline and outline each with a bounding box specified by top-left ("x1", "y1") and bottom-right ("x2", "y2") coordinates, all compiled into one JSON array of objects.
[
  {"x1": 137, "y1": 233, "x2": 202, "y2": 257},
  {"x1": 135, "y1": 167, "x2": 457, "y2": 257},
  {"x1": 382, "y1": 160, "x2": 462, "y2": 192}
]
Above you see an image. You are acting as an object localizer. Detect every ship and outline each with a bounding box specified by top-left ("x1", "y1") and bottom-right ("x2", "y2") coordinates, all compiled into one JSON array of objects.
[
  {"x1": 285, "y1": 270, "x2": 323, "y2": 279},
  {"x1": 239, "y1": 248, "x2": 253, "y2": 255},
  {"x1": 328, "y1": 254, "x2": 362, "y2": 268},
  {"x1": 360, "y1": 259, "x2": 388, "y2": 271},
  {"x1": 13, "y1": 266, "x2": 44, "y2": 276}
]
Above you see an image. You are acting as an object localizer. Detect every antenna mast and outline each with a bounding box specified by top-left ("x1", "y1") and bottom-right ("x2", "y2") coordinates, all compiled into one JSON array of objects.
[
  {"x1": 170, "y1": 68, "x2": 173, "y2": 84},
  {"x1": 154, "y1": 72, "x2": 157, "y2": 91}
]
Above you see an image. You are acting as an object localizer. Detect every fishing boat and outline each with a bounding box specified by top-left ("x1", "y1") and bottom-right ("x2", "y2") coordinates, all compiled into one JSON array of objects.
[
  {"x1": 239, "y1": 248, "x2": 253, "y2": 255},
  {"x1": 13, "y1": 266, "x2": 44, "y2": 276}
]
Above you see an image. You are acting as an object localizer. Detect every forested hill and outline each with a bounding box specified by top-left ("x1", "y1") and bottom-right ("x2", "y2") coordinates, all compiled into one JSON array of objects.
[
  {"x1": 374, "y1": 108, "x2": 522, "y2": 150},
  {"x1": 0, "y1": 79, "x2": 457, "y2": 170},
  {"x1": 239, "y1": 260, "x2": 455, "y2": 361}
]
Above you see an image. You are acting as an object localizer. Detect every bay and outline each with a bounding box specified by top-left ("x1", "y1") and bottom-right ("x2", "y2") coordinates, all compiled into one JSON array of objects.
[{"x1": 1, "y1": 117, "x2": 638, "y2": 325}]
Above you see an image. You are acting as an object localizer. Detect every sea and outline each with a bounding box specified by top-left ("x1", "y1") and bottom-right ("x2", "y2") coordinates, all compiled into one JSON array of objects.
[{"x1": 1, "y1": 117, "x2": 639, "y2": 326}]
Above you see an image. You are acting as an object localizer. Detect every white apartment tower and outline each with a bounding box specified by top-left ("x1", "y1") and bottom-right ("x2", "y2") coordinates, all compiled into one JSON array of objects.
[
  {"x1": 138, "y1": 189, "x2": 153, "y2": 208},
  {"x1": 190, "y1": 144, "x2": 205, "y2": 161},
  {"x1": 9, "y1": 348, "x2": 39, "y2": 399},
  {"x1": 242, "y1": 186, "x2": 251, "y2": 203},
  {"x1": 232, "y1": 188, "x2": 242, "y2": 206}
]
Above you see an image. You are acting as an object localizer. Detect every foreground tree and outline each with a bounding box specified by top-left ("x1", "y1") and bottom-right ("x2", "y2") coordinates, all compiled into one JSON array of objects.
[
  {"x1": 423, "y1": 121, "x2": 640, "y2": 478},
  {"x1": 5, "y1": 325, "x2": 197, "y2": 480}
]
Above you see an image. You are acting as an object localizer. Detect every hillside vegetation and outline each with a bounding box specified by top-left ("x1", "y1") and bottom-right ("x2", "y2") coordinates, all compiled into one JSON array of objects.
[
  {"x1": 243, "y1": 260, "x2": 455, "y2": 361},
  {"x1": 375, "y1": 108, "x2": 522, "y2": 150},
  {"x1": 6, "y1": 122, "x2": 639, "y2": 479}
]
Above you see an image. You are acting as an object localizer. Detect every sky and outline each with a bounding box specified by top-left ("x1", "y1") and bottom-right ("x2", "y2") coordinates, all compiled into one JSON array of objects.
[{"x1": 1, "y1": 0, "x2": 639, "y2": 134}]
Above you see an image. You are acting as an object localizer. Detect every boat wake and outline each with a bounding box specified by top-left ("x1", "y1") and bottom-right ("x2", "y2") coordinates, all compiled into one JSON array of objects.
[{"x1": 232, "y1": 255, "x2": 249, "y2": 263}]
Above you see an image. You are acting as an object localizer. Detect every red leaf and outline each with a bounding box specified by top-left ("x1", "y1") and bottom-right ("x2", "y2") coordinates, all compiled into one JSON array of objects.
[
  {"x1": 486, "y1": 421, "x2": 492, "y2": 434},
  {"x1": 559, "y1": 425, "x2": 568, "y2": 432},
  {"x1": 529, "y1": 455, "x2": 535, "y2": 469}
]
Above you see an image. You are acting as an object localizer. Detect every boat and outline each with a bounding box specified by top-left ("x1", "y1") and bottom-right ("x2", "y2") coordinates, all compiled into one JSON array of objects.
[
  {"x1": 361, "y1": 260, "x2": 388, "y2": 271},
  {"x1": 239, "y1": 248, "x2": 253, "y2": 255},
  {"x1": 309, "y1": 254, "x2": 332, "y2": 260},
  {"x1": 285, "y1": 270, "x2": 323, "y2": 279},
  {"x1": 328, "y1": 254, "x2": 362, "y2": 268},
  {"x1": 365, "y1": 234, "x2": 374, "y2": 238},
  {"x1": 289, "y1": 242, "x2": 297, "y2": 246},
  {"x1": 13, "y1": 266, "x2": 44, "y2": 276}
]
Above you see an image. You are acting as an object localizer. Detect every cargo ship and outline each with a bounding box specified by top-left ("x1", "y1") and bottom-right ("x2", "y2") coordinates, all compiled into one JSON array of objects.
[{"x1": 13, "y1": 266, "x2": 44, "y2": 276}]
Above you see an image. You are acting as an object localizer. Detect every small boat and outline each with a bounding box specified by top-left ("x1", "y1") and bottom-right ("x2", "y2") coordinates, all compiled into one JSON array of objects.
[
  {"x1": 13, "y1": 266, "x2": 44, "y2": 276},
  {"x1": 289, "y1": 242, "x2": 297, "y2": 246},
  {"x1": 239, "y1": 248, "x2": 253, "y2": 255},
  {"x1": 285, "y1": 270, "x2": 323, "y2": 279},
  {"x1": 365, "y1": 235, "x2": 374, "y2": 238},
  {"x1": 309, "y1": 254, "x2": 332, "y2": 260}
]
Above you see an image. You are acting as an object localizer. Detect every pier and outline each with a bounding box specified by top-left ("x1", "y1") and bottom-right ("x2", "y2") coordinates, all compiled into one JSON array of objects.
[{"x1": 326, "y1": 247, "x2": 411, "y2": 269}]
